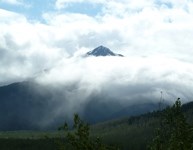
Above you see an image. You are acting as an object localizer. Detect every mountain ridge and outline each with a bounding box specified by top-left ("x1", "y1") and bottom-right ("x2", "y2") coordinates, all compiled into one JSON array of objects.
[
  {"x1": 86, "y1": 45, "x2": 124, "y2": 57},
  {"x1": 0, "y1": 81, "x2": 161, "y2": 130}
]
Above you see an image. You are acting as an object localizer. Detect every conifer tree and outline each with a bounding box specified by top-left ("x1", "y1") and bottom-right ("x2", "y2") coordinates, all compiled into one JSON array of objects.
[
  {"x1": 58, "y1": 114, "x2": 119, "y2": 150},
  {"x1": 150, "y1": 98, "x2": 193, "y2": 150}
]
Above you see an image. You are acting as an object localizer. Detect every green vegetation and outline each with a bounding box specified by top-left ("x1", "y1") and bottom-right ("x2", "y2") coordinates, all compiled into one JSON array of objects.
[
  {"x1": 58, "y1": 113, "x2": 118, "y2": 150},
  {"x1": 149, "y1": 98, "x2": 193, "y2": 150},
  {"x1": 0, "y1": 131, "x2": 64, "y2": 139},
  {"x1": 0, "y1": 99, "x2": 193, "y2": 150},
  {"x1": 0, "y1": 138, "x2": 58, "y2": 150}
]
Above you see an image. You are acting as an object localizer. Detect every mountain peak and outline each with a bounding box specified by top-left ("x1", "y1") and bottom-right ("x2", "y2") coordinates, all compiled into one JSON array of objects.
[{"x1": 86, "y1": 46, "x2": 124, "y2": 57}]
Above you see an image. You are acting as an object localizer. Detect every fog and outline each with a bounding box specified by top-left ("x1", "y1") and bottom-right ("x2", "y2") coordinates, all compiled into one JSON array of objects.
[
  {"x1": 21, "y1": 54, "x2": 192, "y2": 127},
  {"x1": 1, "y1": 0, "x2": 193, "y2": 129},
  {"x1": 36, "y1": 55, "x2": 193, "y2": 102}
]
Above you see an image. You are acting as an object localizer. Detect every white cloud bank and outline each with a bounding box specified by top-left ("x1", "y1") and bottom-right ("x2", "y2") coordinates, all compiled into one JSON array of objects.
[
  {"x1": 1, "y1": 0, "x2": 193, "y2": 104},
  {"x1": 36, "y1": 55, "x2": 193, "y2": 104}
]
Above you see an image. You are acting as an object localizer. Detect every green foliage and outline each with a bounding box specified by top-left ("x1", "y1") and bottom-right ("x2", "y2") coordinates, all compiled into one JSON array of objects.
[
  {"x1": 149, "y1": 98, "x2": 193, "y2": 150},
  {"x1": 1, "y1": 99, "x2": 193, "y2": 150},
  {"x1": 0, "y1": 138, "x2": 58, "y2": 150},
  {"x1": 58, "y1": 113, "x2": 119, "y2": 150}
]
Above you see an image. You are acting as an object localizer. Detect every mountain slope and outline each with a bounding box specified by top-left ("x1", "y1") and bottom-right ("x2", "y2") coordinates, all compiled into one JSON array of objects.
[
  {"x1": 0, "y1": 100, "x2": 192, "y2": 150},
  {"x1": 0, "y1": 82, "x2": 58, "y2": 130},
  {"x1": 86, "y1": 45, "x2": 124, "y2": 57},
  {"x1": 0, "y1": 81, "x2": 160, "y2": 130},
  {"x1": 91, "y1": 101, "x2": 193, "y2": 150}
]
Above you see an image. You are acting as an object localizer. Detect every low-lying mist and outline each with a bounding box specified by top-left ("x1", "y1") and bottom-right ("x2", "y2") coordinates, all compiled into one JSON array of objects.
[
  {"x1": 36, "y1": 55, "x2": 193, "y2": 103},
  {"x1": 0, "y1": 54, "x2": 193, "y2": 130},
  {"x1": 32, "y1": 55, "x2": 193, "y2": 127}
]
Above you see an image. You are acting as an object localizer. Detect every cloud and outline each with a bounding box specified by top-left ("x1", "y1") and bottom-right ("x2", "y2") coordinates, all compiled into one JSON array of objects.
[
  {"x1": 45, "y1": 1, "x2": 193, "y2": 60},
  {"x1": 0, "y1": 9, "x2": 67, "y2": 84},
  {"x1": 1, "y1": 1, "x2": 193, "y2": 128},
  {"x1": 25, "y1": 54, "x2": 192, "y2": 127},
  {"x1": 1, "y1": 0, "x2": 193, "y2": 103},
  {"x1": 35, "y1": 55, "x2": 193, "y2": 103}
]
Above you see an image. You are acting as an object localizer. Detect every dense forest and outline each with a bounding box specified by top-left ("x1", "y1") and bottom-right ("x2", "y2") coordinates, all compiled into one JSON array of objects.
[{"x1": 0, "y1": 99, "x2": 193, "y2": 150}]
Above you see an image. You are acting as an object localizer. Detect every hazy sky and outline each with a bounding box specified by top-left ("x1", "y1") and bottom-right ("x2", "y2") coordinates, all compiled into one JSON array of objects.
[{"x1": 1, "y1": 0, "x2": 193, "y2": 103}]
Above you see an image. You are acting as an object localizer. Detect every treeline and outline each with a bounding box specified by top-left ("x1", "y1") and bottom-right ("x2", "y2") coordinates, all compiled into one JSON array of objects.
[
  {"x1": 58, "y1": 114, "x2": 119, "y2": 150},
  {"x1": 58, "y1": 98, "x2": 193, "y2": 150},
  {"x1": 149, "y1": 98, "x2": 193, "y2": 150},
  {"x1": 0, "y1": 98, "x2": 193, "y2": 150}
]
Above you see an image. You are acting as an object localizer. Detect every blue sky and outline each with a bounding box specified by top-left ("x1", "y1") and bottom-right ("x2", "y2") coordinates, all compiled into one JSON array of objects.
[
  {"x1": 0, "y1": 0, "x2": 176, "y2": 20},
  {"x1": 0, "y1": 0, "x2": 56, "y2": 21},
  {"x1": 0, "y1": 0, "x2": 188, "y2": 22},
  {"x1": 0, "y1": 0, "x2": 103, "y2": 21}
]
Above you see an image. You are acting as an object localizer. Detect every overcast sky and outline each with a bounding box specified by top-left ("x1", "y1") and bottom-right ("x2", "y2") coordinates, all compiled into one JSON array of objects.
[{"x1": 1, "y1": 0, "x2": 193, "y2": 103}]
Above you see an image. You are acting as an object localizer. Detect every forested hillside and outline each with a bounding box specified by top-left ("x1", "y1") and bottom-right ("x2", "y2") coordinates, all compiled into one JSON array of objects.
[{"x1": 0, "y1": 99, "x2": 192, "y2": 150}]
